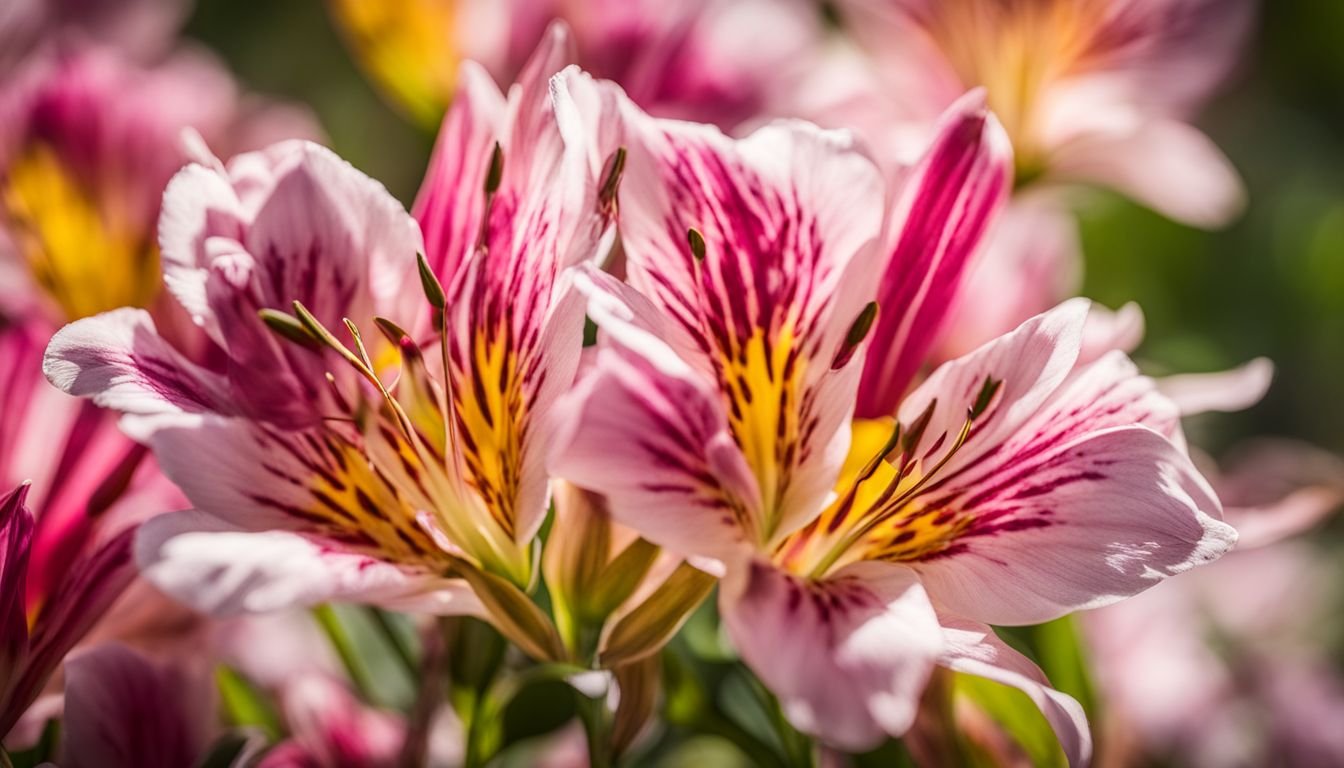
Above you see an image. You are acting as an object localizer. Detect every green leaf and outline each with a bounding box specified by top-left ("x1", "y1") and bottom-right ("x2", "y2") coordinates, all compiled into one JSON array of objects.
[
  {"x1": 1028, "y1": 616, "x2": 1099, "y2": 718},
  {"x1": 215, "y1": 666, "x2": 281, "y2": 741},
  {"x1": 953, "y1": 671, "x2": 1066, "y2": 768},
  {"x1": 600, "y1": 563, "x2": 716, "y2": 667}
]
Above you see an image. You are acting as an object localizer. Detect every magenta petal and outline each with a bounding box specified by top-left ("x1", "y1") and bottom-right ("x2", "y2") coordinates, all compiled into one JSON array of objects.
[
  {"x1": 62, "y1": 644, "x2": 207, "y2": 768},
  {"x1": 0, "y1": 483, "x2": 35, "y2": 699},
  {"x1": 0, "y1": 523, "x2": 134, "y2": 737},
  {"x1": 857, "y1": 90, "x2": 1013, "y2": 417}
]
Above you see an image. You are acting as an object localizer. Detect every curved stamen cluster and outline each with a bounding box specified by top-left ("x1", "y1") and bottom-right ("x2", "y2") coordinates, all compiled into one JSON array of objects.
[
  {"x1": 256, "y1": 268, "x2": 530, "y2": 585},
  {"x1": 776, "y1": 375, "x2": 1003, "y2": 579}
]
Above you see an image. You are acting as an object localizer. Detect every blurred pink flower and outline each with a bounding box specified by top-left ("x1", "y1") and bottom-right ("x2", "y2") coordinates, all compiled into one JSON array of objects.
[
  {"x1": 257, "y1": 674, "x2": 407, "y2": 768},
  {"x1": 0, "y1": 43, "x2": 319, "y2": 326},
  {"x1": 329, "y1": 0, "x2": 821, "y2": 130},
  {"x1": 0, "y1": 0, "x2": 188, "y2": 75},
  {"x1": 822, "y1": 0, "x2": 1251, "y2": 229},
  {"x1": 1087, "y1": 538, "x2": 1344, "y2": 768},
  {"x1": 549, "y1": 69, "x2": 1234, "y2": 760}
]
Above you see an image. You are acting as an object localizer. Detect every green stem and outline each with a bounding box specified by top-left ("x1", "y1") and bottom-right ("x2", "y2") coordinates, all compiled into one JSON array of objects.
[
  {"x1": 694, "y1": 710, "x2": 789, "y2": 768},
  {"x1": 750, "y1": 674, "x2": 815, "y2": 768},
  {"x1": 312, "y1": 605, "x2": 375, "y2": 701},
  {"x1": 578, "y1": 690, "x2": 613, "y2": 768},
  {"x1": 368, "y1": 607, "x2": 418, "y2": 677}
]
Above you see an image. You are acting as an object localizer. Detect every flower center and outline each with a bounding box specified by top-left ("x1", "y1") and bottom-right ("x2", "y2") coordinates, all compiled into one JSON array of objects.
[
  {"x1": 773, "y1": 376, "x2": 1001, "y2": 579},
  {"x1": 922, "y1": 0, "x2": 1103, "y2": 172},
  {"x1": 719, "y1": 326, "x2": 806, "y2": 537}
]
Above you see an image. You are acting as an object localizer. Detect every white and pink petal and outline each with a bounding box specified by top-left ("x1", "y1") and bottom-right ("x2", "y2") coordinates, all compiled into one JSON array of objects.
[
  {"x1": 135, "y1": 510, "x2": 481, "y2": 616},
  {"x1": 720, "y1": 559, "x2": 943, "y2": 751}
]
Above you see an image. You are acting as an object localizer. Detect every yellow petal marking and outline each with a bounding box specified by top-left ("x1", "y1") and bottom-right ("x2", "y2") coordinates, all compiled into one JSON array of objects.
[{"x1": 3, "y1": 143, "x2": 158, "y2": 320}]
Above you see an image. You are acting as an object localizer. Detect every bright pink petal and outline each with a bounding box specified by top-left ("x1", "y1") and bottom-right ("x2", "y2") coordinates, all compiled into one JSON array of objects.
[
  {"x1": 267, "y1": 674, "x2": 405, "y2": 768},
  {"x1": 720, "y1": 559, "x2": 942, "y2": 751},
  {"x1": 857, "y1": 90, "x2": 1013, "y2": 416},
  {"x1": 136, "y1": 510, "x2": 481, "y2": 616},
  {"x1": 412, "y1": 62, "x2": 507, "y2": 283},
  {"x1": 0, "y1": 523, "x2": 135, "y2": 736},
  {"x1": 938, "y1": 616, "x2": 1091, "y2": 768},
  {"x1": 62, "y1": 644, "x2": 207, "y2": 768},
  {"x1": 415, "y1": 28, "x2": 610, "y2": 545},
  {"x1": 0, "y1": 483, "x2": 34, "y2": 699}
]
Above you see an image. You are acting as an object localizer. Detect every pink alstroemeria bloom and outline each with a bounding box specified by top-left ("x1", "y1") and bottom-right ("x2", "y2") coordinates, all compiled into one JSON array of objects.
[
  {"x1": 0, "y1": 0, "x2": 187, "y2": 75},
  {"x1": 44, "y1": 29, "x2": 610, "y2": 623},
  {"x1": 549, "y1": 72, "x2": 1235, "y2": 759},
  {"x1": 0, "y1": 43, "x2": 318, "y2": 327},
  {"x1": 827, "y1": 0, "x2": 1250, "y2": 229}
]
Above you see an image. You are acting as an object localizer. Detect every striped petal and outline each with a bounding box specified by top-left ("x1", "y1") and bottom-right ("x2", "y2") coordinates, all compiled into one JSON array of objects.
[
  {"x1": 61, "y1": 645, "x2": 207, "y2": 768},
  {"x1": 720, "y1": 559, "x2": 942, "y2": 751},
  {"x1": 122, "y1": 412, "x2": 454, "y2": 572},
  {"x1": 550, "y1": 296, "x2": 762, "y2": 562},
  {"x1": 157, "y1": 140, "x2": 422, "y2": 425},
  {"x1": 0, "y1": 484, "x2": 34, "y2": 699},
  {"x1": 44, "y1": 307, "x2": 228, "y2": 417},
  {"x1": 416, "y1": 25, "x2": 610, "y2": 545},
  {"x1": 857, "y1": 90, "x2": 1013, "y2": 417},
  {"x1": 613, "y1": 99, "x2": 887, "y2": 542},
  {"x1": 136, "y1": 509, "x2": 481, "y2": 616}
]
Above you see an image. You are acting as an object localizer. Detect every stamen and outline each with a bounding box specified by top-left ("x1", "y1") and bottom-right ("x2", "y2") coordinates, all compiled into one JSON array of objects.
[
  {"x1": 832, "y1": 301, "x2": 878, "y2": 370},
  {"x1": 484, "y1": 141, "x2": 504, "y2": 196},
  {"x1": 687, "y1": 227, "x2": 707, "y2": 262},
  {"x1": 259, "y1": 308, "x2": 321, "y2": 350},
  {"x1": 804, "y1": 377, "x2": 1000, "y2": 578},
  {"x1": 416, "y1": 252, "x2": 447, "y2": 311},
  {"x1": 598, "y1": 146, "x2": 627, "y2": 214}
]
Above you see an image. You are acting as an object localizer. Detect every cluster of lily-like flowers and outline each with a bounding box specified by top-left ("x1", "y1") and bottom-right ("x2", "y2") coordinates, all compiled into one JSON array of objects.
[{"x1": 1, "y1": 0, "x2": 1338, "y2": 766}]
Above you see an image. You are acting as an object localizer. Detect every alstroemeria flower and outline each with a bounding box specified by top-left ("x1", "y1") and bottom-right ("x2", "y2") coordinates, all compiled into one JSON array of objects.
[
  {"x1": 44, "y1": 30, "x2": 611, "y2": 638},
  {"x1": 327, "y1": 0, "x2": 819, "y2": 130},
  {"x1": 826, "y1": 0, "x2": 1250, "y2": 229},
  {"x1": 0, "y1": 43, "x2": 318, "y2": 326},
  {"x1": 549, "y1": 73, "x2": 1235, "y2": 759}
]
